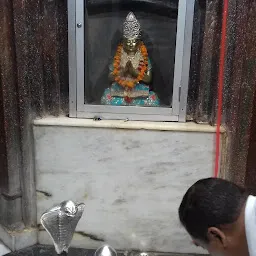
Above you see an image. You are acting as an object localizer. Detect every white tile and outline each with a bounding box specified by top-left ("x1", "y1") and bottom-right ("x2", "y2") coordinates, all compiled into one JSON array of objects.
[
  {"x1": 0, "y1": 242, "x2": 10, "y2": 256},
  {"x1": 0, "y1": 225, "x2": 37, "y2": 252},
  {"x1": 34, "y1": 126, "x2": 213, "y2": 254}
]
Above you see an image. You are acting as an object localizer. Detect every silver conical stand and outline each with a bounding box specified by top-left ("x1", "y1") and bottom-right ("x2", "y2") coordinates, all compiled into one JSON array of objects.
[{"x1": 94, "y1": 245, "x2": 117, "y2": 256}]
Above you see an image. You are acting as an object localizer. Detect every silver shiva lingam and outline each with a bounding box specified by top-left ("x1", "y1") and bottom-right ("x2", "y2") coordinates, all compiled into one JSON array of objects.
[
  {"x1": 95, "y1": 245, "x2": 117, "y2": 256},
  {"x1": 40, "y1": 200, "x2": 118, "y2": 256}
]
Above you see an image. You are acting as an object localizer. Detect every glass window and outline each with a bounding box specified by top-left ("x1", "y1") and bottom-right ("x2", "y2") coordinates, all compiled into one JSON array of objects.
[{"x1": 68, "y1": 0, "x2": 195, "y2": 122}]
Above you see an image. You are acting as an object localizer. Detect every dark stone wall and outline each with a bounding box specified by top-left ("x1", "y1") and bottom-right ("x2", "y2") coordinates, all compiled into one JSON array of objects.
[
  {"x1": 244, "y1": 1, "x2": 256, "y2": 193},
  {"x1": 0, "y1": 0, "x2": 23, "y2": 228},
  {"x1": 223, "y1": 0, "x2": 256, "y2": 186},
  {"x1": 0, "y1": 0, "x2": 69, "y2": 229}
]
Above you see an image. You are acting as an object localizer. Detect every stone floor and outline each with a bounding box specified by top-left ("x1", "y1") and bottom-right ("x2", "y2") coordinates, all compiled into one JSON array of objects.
[{"x1": 0, "y1": 242, "x2": 10, "y2": 256}]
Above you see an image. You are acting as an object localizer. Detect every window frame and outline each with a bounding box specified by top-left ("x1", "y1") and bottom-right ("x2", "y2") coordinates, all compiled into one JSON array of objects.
[{"x1": 68, "y1": 0, "x2": 195, "y2": 122}]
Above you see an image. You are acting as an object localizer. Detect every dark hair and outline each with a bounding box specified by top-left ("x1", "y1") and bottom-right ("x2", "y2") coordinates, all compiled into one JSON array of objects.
[{"x1": 179, "y1": 178, "x2": 248, "y2": 242}]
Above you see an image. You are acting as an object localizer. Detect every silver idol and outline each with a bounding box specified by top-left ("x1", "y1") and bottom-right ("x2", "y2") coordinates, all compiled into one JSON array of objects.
[{"x1": 40, "y1": 200, "x2": 85, "y2": 254}]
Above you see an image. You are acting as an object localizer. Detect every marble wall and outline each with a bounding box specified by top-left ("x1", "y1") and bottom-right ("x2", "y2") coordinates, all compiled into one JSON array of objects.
[{"x1": 34, "y1": 124, "x2": 215, "y2": 254}]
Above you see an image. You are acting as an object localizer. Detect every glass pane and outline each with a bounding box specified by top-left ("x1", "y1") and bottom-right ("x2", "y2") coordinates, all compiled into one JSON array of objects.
[{"x1": 84, "y1": 1, "x2": 178, "y2": 108}]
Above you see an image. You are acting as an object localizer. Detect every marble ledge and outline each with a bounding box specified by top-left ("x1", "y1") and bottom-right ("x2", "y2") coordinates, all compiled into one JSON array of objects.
[{"x1": 33, "y1": 116, "x2": 225, "y2": 133}]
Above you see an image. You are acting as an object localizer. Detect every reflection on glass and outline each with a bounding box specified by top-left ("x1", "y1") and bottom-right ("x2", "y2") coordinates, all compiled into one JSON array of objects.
[
  {"x1": 101, "y1": 12, "x2": 160, "y2": 107},
  {"x1": 85, "y1": 4, "x2": 177, "y2": 106}
]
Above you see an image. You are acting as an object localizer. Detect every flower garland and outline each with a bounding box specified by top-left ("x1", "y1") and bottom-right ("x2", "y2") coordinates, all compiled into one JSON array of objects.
[{"x1": 112, "y1": 43, "x2": 148, "y2": 89}]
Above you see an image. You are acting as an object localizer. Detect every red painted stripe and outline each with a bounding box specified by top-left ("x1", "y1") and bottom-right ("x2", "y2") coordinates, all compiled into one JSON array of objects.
[{"x1": 215, "y1": 0, "x2": 229, "y2": 177}]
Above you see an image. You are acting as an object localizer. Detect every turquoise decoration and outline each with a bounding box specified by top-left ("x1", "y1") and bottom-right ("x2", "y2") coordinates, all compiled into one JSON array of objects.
[
  {"x1": 101, "y1": 58, "x2": 160, "y2": 107},
  {"x1": 101, "y1": 87, "x2": 160, "y2": 107}
]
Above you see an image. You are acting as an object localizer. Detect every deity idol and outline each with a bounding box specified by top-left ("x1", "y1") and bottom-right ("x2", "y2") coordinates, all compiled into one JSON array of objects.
[{"x1": 101, "y1": 12, "x2": 160, "y2": 107}]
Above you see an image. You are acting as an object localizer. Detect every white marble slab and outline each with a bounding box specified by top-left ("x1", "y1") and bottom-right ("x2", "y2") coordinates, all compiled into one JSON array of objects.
[
  {"x1": 34, "y1": 116, "x2": 225, "y2": 133},
  {"x1": 0, "y1": 241, "x2": 10, "y2": 256},
  {"x1": 0, "y1": 225, "x2": 37, "y2": 252},
  {"x1": 34, "y1": 125, "x2": 214, "y2": 254}
]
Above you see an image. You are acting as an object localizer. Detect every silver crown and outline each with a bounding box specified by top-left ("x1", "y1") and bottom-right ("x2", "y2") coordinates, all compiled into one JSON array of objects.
[{"x1": 123, "y1": 12, "x2": 141, "y2": 40}]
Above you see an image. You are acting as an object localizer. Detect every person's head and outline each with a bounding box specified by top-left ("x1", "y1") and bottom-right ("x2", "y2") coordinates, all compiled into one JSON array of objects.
[{"x1": 179, "y1": 178, "x2": 248, "y2": 256}]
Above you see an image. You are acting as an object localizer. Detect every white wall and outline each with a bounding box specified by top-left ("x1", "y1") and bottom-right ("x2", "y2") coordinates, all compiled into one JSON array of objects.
[{"x1": 34, "y1": 118, "x2": 217, "y2": 254}]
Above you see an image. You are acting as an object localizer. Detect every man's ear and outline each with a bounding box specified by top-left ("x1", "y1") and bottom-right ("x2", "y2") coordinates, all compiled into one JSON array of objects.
[{"x1": 207, "y1": 227, "x2": 228, "y2": 248}]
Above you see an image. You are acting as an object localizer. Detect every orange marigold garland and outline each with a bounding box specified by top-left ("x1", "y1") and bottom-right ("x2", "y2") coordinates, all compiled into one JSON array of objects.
[{"x1": 112, "y1": 43, "x2": 148, "y2": 89}]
